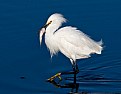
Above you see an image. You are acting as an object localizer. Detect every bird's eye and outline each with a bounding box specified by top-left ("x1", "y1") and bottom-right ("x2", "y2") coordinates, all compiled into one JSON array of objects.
[{"x1": 50, "y1": 21, "x2": 52, "y2": 23}]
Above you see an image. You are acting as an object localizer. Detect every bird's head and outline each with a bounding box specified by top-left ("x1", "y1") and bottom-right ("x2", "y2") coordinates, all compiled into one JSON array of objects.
[
  {"x1": 39, "y1": 13, "x2": 67, "y2": 45},
  {"x1": 46, "y1": 13, "x2": 67, "y2": 29}
]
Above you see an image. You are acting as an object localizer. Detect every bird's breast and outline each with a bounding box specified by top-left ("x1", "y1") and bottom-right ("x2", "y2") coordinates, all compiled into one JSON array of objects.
[{"x1": 45, "y1": 33, "x2": 59, "y2": 56}]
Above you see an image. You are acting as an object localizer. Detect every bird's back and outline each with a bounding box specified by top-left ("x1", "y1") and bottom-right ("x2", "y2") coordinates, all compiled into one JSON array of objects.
[{"x1": 55, "y1": 26, "x2": 103, "y2": 59}]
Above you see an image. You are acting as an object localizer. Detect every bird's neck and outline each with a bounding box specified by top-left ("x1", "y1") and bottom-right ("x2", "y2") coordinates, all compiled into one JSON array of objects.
[
  {"x1": 46, "y1": 23, "x2": 60, "y2": 35},
  {"x1": 45, "y1": 25, "x2": 60, "y2": 57}
]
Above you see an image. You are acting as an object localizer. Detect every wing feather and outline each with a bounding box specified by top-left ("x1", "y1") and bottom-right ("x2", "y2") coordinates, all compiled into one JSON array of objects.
[{"x1": 55, "y1": 26, "x2": 103, "y2": 54}]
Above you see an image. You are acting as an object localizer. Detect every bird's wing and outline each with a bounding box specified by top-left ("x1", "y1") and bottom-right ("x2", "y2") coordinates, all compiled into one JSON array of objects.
[
  {"x1": 56, "y1": 26, "x2": 103, "y2": 54},
  {"x1": 56, "y1": 26, "x2": 99, "y2": 46}
]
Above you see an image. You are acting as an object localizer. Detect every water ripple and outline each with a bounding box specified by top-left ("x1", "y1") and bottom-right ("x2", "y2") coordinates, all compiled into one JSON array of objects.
[{"x1": 63, "y1": 51, "x2": 121, "y2": 92}]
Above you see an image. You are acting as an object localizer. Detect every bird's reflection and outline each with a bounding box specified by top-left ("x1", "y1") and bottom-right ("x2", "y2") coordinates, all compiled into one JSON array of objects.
[
  {"x1": 47, "y1": 79, "x2": 79, "y2": 93},
  {"x1": 46, "y1": 70, "x2": 105, "y2": 94},
  {"x1": 47, "y1": 71, "x2": 80, "y2": 93}
]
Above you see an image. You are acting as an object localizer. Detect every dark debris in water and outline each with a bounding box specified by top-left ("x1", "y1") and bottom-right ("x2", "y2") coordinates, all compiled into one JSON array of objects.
[{"x1": 20, "y1": 76, "x2": 26, "y2": 79}]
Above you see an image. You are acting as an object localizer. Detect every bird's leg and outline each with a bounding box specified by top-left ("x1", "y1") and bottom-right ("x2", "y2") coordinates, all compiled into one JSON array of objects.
[
  {"x1": 72, "y1": 61, "x2": 79, "y2": 74},
  {"x1": 47, "y1": 72, "x2": 62, "y2": 82},
  {"x1": 71, "y1": 59, "x2": 77, "y2": 84},
  {"x1": 72, "y1": 64, "x2": 75, "y2": 73},
  {"x1": 47, "y1": 59, "x2": 79, "y2": 82},
  {"x1": 75, "y1": 63, "x2": 79, "y2": 74}
]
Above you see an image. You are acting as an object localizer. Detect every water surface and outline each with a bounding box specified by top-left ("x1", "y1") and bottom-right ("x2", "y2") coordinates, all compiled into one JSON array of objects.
[{"x1": 0, "y1": 0, "x2": 121, "y2": 93}]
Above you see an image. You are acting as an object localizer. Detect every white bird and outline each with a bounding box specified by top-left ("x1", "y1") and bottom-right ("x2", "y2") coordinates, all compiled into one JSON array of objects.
[{"x1": 39, "y1": 13, "x2": 103, "y2": 81}]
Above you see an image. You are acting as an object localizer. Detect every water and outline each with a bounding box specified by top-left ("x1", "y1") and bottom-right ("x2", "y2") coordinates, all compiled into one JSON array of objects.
[{"x1": 0, "y1": 0, "x2": 121, "y2": 93}]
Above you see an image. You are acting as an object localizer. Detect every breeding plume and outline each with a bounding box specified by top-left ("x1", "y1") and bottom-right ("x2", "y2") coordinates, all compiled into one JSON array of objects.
[{"x1": 39, "y1": 13, "x2": 103, "y2": 82}]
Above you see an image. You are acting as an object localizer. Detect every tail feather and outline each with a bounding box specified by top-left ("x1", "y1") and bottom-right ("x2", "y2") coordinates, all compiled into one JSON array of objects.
[
  {"x1": 94, "y1": 39, "x2": 103, "y2": 54},
  {"x1": 96, "y1": 46, "x2": 103, "y2": 54},
  {"x1": 97, "y1": 39, "x2": 103, "y2": 46}
]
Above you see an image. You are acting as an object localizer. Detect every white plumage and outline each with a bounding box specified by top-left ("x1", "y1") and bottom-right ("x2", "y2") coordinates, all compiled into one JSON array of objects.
[{"x1": 39, "y1": 13, "x2": 103, "y2": 65}]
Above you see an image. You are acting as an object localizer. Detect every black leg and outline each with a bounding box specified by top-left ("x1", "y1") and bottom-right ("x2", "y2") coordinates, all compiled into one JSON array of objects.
[
  {"x1": 71, "y1": 59, "x2": 79, "y2": 72},
  {"x1": 75, "y1": 63, "x2": 79, "y2": 73},
  {"x1": 72, "y1": 63, "x2": 75, "y2": 72},
  {"x1": 72, "y1": 60, "x2": 77, "y2": 84},
  {"x1": 72, "y1": 64, "x2": 76, "y2": 84}
]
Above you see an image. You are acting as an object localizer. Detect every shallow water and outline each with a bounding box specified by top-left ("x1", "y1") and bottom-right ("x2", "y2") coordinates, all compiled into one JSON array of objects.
[{"x1": 0, "y1": 0, "x2": 121, "y2": 94}]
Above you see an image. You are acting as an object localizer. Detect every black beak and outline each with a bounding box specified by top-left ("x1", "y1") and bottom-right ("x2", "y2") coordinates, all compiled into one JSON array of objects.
[
  {"x1": 43, "y1": 22, "x2": 50, "y2": 29},
  {"x1": 42, "y1": 21, "x2": 52, "y2": 29},
  {"x1": 43, "y1": 24, "x2": 48, "y2": 29}
]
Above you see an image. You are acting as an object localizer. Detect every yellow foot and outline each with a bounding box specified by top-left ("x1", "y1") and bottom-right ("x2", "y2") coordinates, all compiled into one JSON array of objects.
[{"x1": 47, "y1": 73, "x2": 62, "y2": 82}]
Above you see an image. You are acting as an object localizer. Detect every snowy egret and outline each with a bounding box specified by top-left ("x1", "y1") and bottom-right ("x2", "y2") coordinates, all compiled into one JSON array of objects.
[{"x1": 39, "y1": 13, "x2": 103, "y2": 82}]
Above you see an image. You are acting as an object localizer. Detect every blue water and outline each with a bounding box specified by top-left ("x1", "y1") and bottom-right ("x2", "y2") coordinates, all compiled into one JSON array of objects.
[{"x1": 0, "y1": 0, "x2": 121, "y2": 93}]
